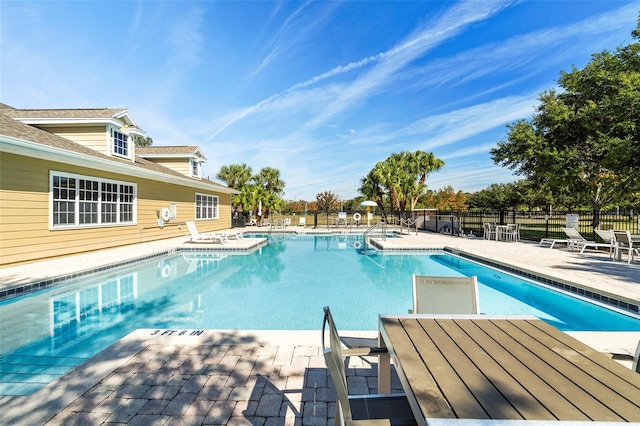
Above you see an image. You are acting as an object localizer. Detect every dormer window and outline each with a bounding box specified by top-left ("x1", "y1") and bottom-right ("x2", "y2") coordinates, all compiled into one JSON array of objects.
[
  {"x1": 113, "y1": 130, "x2": 129, "y2": 157},
  {"x1": 191, "y1": 158, "x2": 200, "y2": 178}
]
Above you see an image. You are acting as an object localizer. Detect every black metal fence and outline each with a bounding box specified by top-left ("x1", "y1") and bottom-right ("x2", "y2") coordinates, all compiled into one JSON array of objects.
[{"x1": 410, "y1": 210, "x2": 639, "y2": 242}]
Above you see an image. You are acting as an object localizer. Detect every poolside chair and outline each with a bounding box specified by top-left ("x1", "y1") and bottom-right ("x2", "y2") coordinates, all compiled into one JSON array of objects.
[
  {"x1": 322, "y1": 307, "x2": 417, "y2": 426},
  {"x1": 539, "y1": 234, "x2": 569, "y2": 249},
  {"x1": 482, "y1": 223, "x2": 496, "y2": 240},
  {"x1": 411, "y1": 275, "x2": 479, "y2": 314},
  {"x1": 561, "y1": 227, "x2": 590, "y2": 250},
  {"x1": 336, "y1": 212, "x2": 348, "y2": 227},
  {"x1": 581, "y1": 229, "x2": 615, "y2": 256},
  {"x1": 613, "y1": 230, "x2": 639, "y2": 264},
  {"x1": 185, "y1": 221, "x2": 227, "y2": 244},
  {"x1": 504, "y1": 223, "x2": 520, "y2": 242},
  {"x1": 225, "y1": 231, "x2": 244, "y2": 240},
  {"x1": 298, "y1": 217, "x2": 306, "y2": 227}
]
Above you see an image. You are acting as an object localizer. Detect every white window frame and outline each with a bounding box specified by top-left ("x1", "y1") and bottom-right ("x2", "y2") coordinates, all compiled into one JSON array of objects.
[
  {"x1": 195, "y1": 193, "x2": 218, "y2": 220},
  {"x1": 50, "y1": 171, "x2": 137, "y2": 230},
  {"x1": 190, "y1": 158, "x2": 200, "y2": 178},
  {"x1": 111, "y1": 129, "x2": 129, "y2": 158}
]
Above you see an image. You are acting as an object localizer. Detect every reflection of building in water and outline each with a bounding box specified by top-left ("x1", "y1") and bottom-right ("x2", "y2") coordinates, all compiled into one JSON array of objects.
[
  {"x1": 182, "y1": 253, "x2": 227, "y2": 275},
  {"x1": 49, "y1": 273, "x2": 138, "y2": 350}
]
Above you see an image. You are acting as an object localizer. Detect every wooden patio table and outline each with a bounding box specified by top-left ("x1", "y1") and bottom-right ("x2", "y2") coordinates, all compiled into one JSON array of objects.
[{"x1": 378, "y1": 315, "x2": 640, "y2": 425}]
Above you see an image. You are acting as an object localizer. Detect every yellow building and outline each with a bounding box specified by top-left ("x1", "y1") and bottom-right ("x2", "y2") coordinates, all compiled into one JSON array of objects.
[{"x1": 0, "y1": 103, "x2": 238, "y2": 267}]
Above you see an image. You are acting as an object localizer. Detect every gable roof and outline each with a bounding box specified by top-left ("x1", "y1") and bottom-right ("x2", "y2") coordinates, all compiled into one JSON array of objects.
[
  {"x1": 136, "y1": 146, "x2": 207, "y2": 161},
  {"x1": 0, "y1": 108, "x2": 236, "y2": 194},
  {"x1": 0, "y1": 103, "x2": 143, "y2": 135}
]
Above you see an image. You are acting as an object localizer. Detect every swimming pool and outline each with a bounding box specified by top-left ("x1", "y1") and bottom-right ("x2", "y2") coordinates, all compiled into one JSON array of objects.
[{"x1": 1, "y1": 234, "x2": 639, "y2": 395}]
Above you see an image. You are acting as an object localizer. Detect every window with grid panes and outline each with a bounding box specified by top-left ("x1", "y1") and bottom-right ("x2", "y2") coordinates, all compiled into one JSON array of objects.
[
  {"x1": 195, "y1": 193, "x2": 218, "y2": 219},
  {"x1": 113, "y1": 130, "x2": 129, "y2": 157},
  {"x1": 51, "y1": 172, "x2": 136, "y2": 228}
]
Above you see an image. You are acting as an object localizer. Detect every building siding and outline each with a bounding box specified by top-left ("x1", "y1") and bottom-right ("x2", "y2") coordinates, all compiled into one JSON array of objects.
[
  {"x1": 34, "y1": 125, "x2": 108, "y2": 155},
  {"x1": 0, "y1": 153, "x2": 232, "y2": 267}
]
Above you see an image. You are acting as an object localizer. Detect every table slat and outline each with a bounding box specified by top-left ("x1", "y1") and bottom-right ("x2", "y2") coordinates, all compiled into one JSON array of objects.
[
  {"x1": 508, "y1": 319, "x2": 640, "y2": 420},
  {"x1": 446, "y1": 318, "x2": 578, "y2": 420},
  {"x1": 381, "y1": 318, "x2": 454, "y2": 419},
  {"x1": 476, "y1": 319, "x2": 625, "y2": 421},
  {"x1": 405, "y1": 319, "x2": 492, "y2": 419}
]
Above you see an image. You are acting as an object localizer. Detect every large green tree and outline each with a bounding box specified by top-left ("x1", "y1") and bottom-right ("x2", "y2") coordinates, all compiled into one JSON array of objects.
[{"x1": 491, "y1": 19, "x2": 640, "y2": 224}]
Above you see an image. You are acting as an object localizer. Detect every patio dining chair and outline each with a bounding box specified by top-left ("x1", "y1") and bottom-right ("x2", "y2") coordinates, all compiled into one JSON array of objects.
[
  {"x1": 482, "y1": 223, "x2": 496, "y2": 240},
  {"x1": 411, "y1": 275, "x2": 479, "y2": 314},
  {"x1": 504, "y1": 223, "x2": 520, "y2": 242},
  {"x1": 322, "y1": 306, "x2": 417, "y2": 426},
  {"x1": 613, "y1": 230, "x2": 640, "y2": 264}
]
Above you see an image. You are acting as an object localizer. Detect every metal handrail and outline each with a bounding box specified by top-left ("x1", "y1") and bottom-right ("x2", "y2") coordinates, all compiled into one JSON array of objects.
[{"x1": 362, "y1": 221, "x2": 387, "y2": 249}]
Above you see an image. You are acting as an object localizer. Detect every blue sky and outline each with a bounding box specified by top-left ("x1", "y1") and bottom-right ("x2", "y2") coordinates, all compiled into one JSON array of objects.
[{"x1": 1, "y1": 1, "x2": 638, "y2": 201}]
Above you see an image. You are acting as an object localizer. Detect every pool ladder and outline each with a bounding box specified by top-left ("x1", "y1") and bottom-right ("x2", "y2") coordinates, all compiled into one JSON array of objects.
[{"x1": 360, "y1": 221, "x2": 386, "y2": 253}]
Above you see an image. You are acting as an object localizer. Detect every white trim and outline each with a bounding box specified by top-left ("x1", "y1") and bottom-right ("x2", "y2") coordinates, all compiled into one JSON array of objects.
[{"x1": 1, "y1": 135, "x2": 238, "y2": 195}]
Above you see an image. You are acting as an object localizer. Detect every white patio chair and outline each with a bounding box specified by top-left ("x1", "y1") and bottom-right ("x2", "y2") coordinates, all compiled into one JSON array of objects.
[
  {"x1": 298, "y1": 217, "x2": 306, "y2": 227},
  {"x1": 504, "y1": 223, "x2": 520, "y2": 242},
  {"x1": 581, "y1": 229, "x2": 615, "y2": 256},
  {"x1": 411, "y1": 275, "x2": 479, "y2": 314},
  {"x1": 613, "y1": 230, "x2": 639, "y2": 264},
  {"x1": 321, "y1": 306, "x2": 417, "y2": 426},
  {"x1": 562, "y1": 227, "x2": 590, "y2": 250},
  {"x1": 482, "y1": 223, "x2": 496, "y2": 240},
  {"x1": 185, "y1": 221, "x2": 227, "y2": 244}
]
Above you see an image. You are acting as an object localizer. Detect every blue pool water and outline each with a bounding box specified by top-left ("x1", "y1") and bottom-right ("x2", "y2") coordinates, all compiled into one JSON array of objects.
[{"x1": 1, "y1": 234, "x2": 639, "y2": 395}]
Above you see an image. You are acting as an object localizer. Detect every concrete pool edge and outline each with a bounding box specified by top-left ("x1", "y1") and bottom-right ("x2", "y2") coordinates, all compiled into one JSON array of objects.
[
  {"x1": 0, "y1": 238, "x2": 268, "y2": 301},
  {"x1": 443, "y1": 246, "x2": 640, "y2": 316}
]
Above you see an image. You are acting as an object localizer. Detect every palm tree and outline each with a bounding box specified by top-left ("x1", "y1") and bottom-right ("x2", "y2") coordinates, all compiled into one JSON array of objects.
[
  {"x1": 216, "y1": 163, "x2": 253, "y2": 189},
  {"x1": 406, "y1": 151, "x2": 444, "y2": 210},
  {"x1": 252, "y1": 167, "x2": 286, "y2": 218},
  {"x1": 254, "y1": 167, "x2": 285, "y2": 194},
  {"x1": 359, "y1": 150, "x2": 444, "y2": 216}
]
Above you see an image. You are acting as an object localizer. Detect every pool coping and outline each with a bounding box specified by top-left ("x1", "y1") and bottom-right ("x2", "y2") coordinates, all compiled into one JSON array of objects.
[
  {"x1": 0, "y1": 238, "x2": 268, "y2": 302},
  {"x1": 369, "y1": 240, "x2": 640, "y2": 316}
]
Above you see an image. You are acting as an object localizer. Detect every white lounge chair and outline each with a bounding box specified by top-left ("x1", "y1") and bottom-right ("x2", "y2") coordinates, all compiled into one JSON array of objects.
[
  {"x1": 185, "y1": 221, "x2": 227, "y2": 244},
  {"x1": 321, "y1": 306, "x2": 417, "y2": 426},
  {"x1": 561, "y1": 227, "x2": 591, "y2": 250},
  {"x1": 298, "y1": 217, "x2": 306, "y2": 227},
  {"x1": 613, "y1": 230, "x2": 639, "y2": 264},
  {"x1": 411, "y1": 275, "x2": 479, "y2": 314},
  {"x1": 539, "y1": 238, "x2": 569, "y2": 249},
  {"x1": 225, "y1": 231, "x2": 244, "y2": 240},
  {"x1": 580, "y1": 229, "x2": 615, "y2": 256}
]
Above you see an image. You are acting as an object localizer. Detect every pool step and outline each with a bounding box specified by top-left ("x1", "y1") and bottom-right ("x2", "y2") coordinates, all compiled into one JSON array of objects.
[{"x1": 0, "y1": 354, "x2": 87, "y2": 396}]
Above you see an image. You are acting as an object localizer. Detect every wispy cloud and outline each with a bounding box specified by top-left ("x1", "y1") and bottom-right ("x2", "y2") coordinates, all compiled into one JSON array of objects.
[{"x1": 204, "y1": 0, "x2": 515, "y2": 142}]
